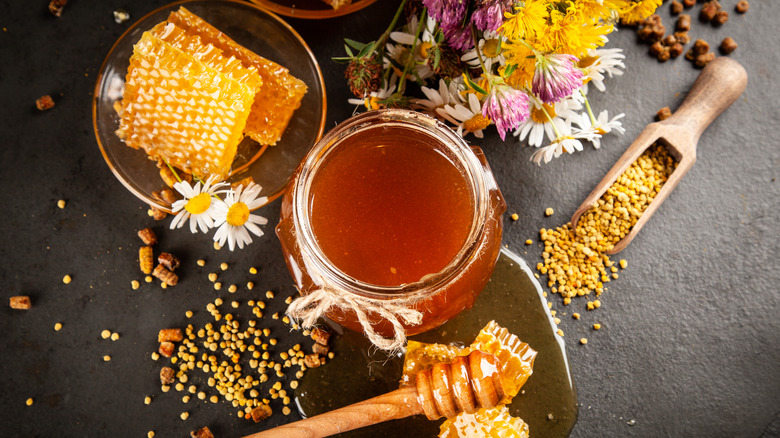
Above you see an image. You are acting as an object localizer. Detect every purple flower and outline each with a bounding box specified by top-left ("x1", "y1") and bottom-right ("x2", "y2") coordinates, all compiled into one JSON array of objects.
[
  {"x1": 532, "y1": 53, "x2": 585, "y2": 104},
  {"x1": 471, "y1": 0, "x2": 513, "y2": 33},
  {"x1": 481, "y1": 85, "x2": 530, "y2": 140},
  {"x1": 423, "y1": 0, "x2": 473, "y2": 51}
]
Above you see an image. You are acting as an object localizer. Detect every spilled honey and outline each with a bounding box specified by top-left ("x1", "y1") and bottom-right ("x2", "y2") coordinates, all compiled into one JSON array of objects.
[{"x1": 295, "y1": 248, "x2": 578, "y2": 437}]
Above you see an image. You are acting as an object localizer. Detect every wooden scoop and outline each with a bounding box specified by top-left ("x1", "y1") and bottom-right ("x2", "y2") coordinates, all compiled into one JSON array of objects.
[
  {"x1": 571, "y1": 57, "x2": 747, "y2": 255},
  {"x1": 242, "y1": 350, "x2": 505, "y2": 438}
]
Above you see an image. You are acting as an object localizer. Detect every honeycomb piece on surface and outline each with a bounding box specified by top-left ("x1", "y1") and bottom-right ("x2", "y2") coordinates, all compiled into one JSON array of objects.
[
  {"x1": 439, "y1": 405, "x2": 530, "y2": 438},
  {"x1": 167, "y1": 7, "x2": 308, "y2": 146},
  {"x1": 118, "y1": 30, "x2": 260, "y2": 180}
]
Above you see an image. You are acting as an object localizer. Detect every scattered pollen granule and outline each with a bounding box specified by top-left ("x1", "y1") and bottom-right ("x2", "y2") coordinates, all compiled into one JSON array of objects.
[
  {"x1": 537, "y1": 144, "x2": 677, "y2": 304},
  {"x1": 57, "y1": 199, "x2": 66, "y2": 209},
  {"x1": 62, "y1": 275, "x2": 72, "y2": 284}
]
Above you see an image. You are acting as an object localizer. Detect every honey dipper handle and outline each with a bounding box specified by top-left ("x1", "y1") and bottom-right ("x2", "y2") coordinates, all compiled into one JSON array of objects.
[
  {"x1": 665, "y1": 57, "x2": 748, "y2": 150},
  {"x1": 242, "y1": 386, "x2": 421, "y2": 438}
]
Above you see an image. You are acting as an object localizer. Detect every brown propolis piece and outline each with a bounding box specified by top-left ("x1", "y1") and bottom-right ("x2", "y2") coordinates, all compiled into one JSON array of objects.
[
  {"x1": 303, "y1": 354, "x2": 322, "y2": 368},
  {"x1": 159, "y1": 341, "x2": 175, "y2": 358},
  {"x1": 720, "y1": 37, "x2": 738, "y2": 55},
  {"x1": 48, "y1": 0, "x2": 67, "y2": 17},
  {"x1": 158, "y1": 328, "x2": 184, "y2": 343},
  {"x1": 251, "y1": 404, "x2": 273, "y2": 423},
  {"x1": 138, "y1": 228, "x2": 157, "y2": 246},
  {"x1": 656, "y1": 107, "x2": 673, "y2": 121},
  {"x1": 153, "y1": 264, "x2": 179, "y2": 286},
  {"x1": 158, "y1": 253, "x2": 181, "y2": 271},
  {"x1": 10, "y1": 296, "x2": 32, "y2": 310},
  {"x1": 310, "y1": 327, "x2": 331, "y2": 346},
  {"x1": 36, "y1": 95, "x2": 55, "y2": 111},
  {"x1": 139, "y1": 246, "x2": 154, "y2": 274},
  {"x1": 191, "y1": 426, "x2": 215, "y2": 438},
  {"x1": 160, "y1": 367, "x2": 176, "y2": 385}
]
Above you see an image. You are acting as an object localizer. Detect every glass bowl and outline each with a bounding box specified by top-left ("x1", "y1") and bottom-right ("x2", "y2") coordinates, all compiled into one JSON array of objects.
[
  {"x1": 247, "y1": 0, "x2": 378, "y2": 19},
  {"x1": 93, "y1": 0, "x2": 326, "y2": 212}
]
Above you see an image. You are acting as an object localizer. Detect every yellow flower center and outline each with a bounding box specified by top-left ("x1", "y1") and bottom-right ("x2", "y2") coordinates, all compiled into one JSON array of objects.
[
  {"x1": 463, "y1": 114, "x2": 491, "y2": 133},
  {"x1": 530, "y1": 103, "x2": 556, "y2": 124},
  {"x1": 185, "y1": 193, "x2": 212, "y2": 215},
  {"x1": 578, "y1": 55, "x2": 597, "y2": 69},
  {"x1": 226, "y1": 202, "x2": 249, "y2": 227},
  {"x1": 365, "y1": 96, "x2": 382, "y2": 110},
  {"x1": 418, "y1": 41, "x2": 433, "y2": 59},
  {"x1": 483, "y1": 39, "x2": 501, "y2": 58}
]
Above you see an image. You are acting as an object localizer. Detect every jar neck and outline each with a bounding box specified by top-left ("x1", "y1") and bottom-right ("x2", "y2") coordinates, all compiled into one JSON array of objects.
[{"x1": 291, "y1": 109, "x2": 490, "y2": 300}]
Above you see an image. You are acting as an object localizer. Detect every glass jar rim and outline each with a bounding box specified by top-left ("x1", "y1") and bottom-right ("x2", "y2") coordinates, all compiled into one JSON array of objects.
[{"x1": 291, "y1": 109, "x2": 491, "y2": 300}]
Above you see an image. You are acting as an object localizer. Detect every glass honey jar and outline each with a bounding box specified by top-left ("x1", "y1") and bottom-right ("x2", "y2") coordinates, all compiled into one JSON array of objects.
[{"x1": 277, "y1": 109, "x2": 505, "y2": 348}]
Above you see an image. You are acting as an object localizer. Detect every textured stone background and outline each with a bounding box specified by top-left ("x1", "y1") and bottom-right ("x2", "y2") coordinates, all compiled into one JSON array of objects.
[{"x1": 1, "y1": 1, "x2": 778, "y2": 437}]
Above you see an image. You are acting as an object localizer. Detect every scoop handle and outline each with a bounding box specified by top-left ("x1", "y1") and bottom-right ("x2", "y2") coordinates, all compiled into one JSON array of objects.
[
  {"x1": 664, "y1": 57, "x2": 748, "y2": 151},
  {"x1": 241, "y1": 386, "x2": 421, "y2": 438}
]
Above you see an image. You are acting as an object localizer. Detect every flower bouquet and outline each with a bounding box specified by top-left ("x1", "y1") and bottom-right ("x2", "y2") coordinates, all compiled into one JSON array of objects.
[{"x1": 336, "y1": 0, "x2": 661, "y2": 164}]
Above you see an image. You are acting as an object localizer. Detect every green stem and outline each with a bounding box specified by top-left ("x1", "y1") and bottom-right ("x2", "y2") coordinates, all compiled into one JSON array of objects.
[
  {"x1": 580, "y1": 88, "x2": 597, "y2": 126},
  {"x1": 373, "y1": 0, "x2": 409, "y2": 56},
  {"x1": 398, "y1": 7, "x2": 426, "y2": 94},
  {"x1": 471, "y1": 25, "x2": 489, "y2": 76},
  {"x1": 164, "y1": 160, "x2": 183, "y2": 183},
  {"x1": 530, "y1": 92, "x2": 563, "y2": 139}
]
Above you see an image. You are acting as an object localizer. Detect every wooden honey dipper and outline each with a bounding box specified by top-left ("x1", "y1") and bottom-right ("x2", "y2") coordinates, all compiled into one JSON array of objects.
[{"x1": 243, "y1": 349, "x2": 506, "y2": 438}]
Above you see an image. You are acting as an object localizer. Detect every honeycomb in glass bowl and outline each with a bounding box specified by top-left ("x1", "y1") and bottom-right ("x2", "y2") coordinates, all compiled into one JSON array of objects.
[{"x1": 117, "y1": 26, "x2": 261, "y2": 180}]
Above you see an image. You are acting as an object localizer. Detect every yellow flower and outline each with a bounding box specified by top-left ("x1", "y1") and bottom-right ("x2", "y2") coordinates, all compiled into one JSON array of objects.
[
  {"x1": 542, "y1": 5, "x2": 611, "y2": 57},
  {"x1": 619, "y1": 0, "x2": 663, "y2": 25},
  {"x1": 501, "y1": 42, "x2": 536, "y2": 89},
  {"x1": 577, "y1": 0, "x2": 615, "y2": 22},
  {"x1": 501, "y1": 0, "x2": 547, "y2": 41}
]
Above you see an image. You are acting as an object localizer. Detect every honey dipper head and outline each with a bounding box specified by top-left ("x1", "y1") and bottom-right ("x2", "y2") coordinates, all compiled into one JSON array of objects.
[{"x1": 415, "y1": 350, "x2": 506, "y2": 420}]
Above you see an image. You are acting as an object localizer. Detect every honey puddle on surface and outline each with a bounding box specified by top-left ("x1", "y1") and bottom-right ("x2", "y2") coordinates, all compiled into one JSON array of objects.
[{"x1": 295, "y1": 248, "x2": 578, "y2": 437}]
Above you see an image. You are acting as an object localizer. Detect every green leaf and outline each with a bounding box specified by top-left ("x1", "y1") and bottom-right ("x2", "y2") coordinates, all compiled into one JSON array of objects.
[
  {"x1": 467, "y1": 77, "x2": 487, "y2": 95},
  {"x1": 344, "y1": 38, "x2": 368, "y2": 51},
  {"x1": 433, "y1": 48, "x2": 441, "y2": 71},
  {"x1": 344, "y1": 45, "x2": 355, "y2": 57},
  {"x1": 503, "y1": 63, "x2": 518, "y2": 78},
  {"x1": 357, "y1": 43, "x2": 375, "y2": 58}
]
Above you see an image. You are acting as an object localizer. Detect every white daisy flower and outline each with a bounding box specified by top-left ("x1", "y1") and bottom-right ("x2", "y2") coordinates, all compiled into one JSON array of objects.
[
  {"x1": 513, "y1": 95, "x2": 582, "y2": 147},
  {"x1": 211, "y1": 183, "x2": 269, "y2": 251},
  {"x1": 169, "y1": 175, "x2": 228, "y2": 234},
  {"x1": 461, "y1": 32, "x2": 506, "y2": 71},
  {"x1": 530, "y1": 123, "x2": 600, "y2": 165},
  {"x1": 436, "y1": 92, "x2": 491, "y2": 139},
  {"x1": 385, "y1": 15, "x2": 437, "y2": 81},
  {"x1": 390, "y1": 15, "x2": 436, "y2": 46},
  {"x1": 411, "y1": 78, "x2": 464, "y2": 113},
  {"x1": 348, "y1": 75, "x2": 398, "y2": 110},
  {"x1": 572, "y1": 109, "x2": 625, "y2": 149},
  {"x1": 579, "y1": 48, "x2": 625, "y2": 93}
]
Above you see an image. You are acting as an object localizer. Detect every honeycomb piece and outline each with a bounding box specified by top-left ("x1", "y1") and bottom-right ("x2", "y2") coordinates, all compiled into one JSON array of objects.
[
  {"x1": 150, "y1": 22, "x2": 261, "y2": 90},
  {"x1": 167, "y1": 7, "x2": 308, "y2": 146},
  {"x1": 469, "y1": 321, "x2": 537, "y2": 402},
  {"x1": 118, "y1": 30, "x2": 260, "y2": 180},
  {"x1": 439, "y1": 405, "x2": 529, "y2": 438}
]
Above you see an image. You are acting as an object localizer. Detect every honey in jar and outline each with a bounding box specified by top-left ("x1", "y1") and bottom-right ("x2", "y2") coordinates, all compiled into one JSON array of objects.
[{"x1": 277, "y1": 109, "x2": 506, "y2": 341}]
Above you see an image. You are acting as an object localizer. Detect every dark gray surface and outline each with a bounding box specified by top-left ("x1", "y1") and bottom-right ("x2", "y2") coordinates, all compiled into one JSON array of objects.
[{"x1": 1, "y1": 1, "x2": 778, "y2": 437}]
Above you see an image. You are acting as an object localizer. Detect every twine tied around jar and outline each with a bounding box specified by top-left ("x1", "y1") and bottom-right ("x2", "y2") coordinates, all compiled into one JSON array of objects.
[{"x1": 286, "y1": 286, "x2": 423, "y2": 352}]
